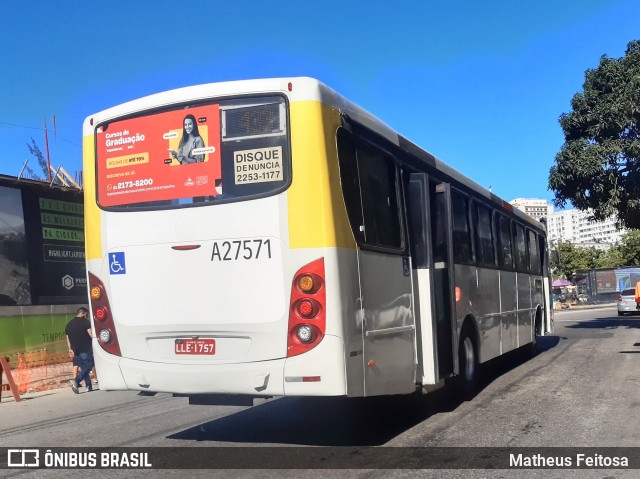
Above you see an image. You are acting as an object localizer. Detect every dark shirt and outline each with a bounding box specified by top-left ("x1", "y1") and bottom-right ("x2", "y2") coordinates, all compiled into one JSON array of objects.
[{"x1": 65, "y1": 316, "x2": 92, "y2": 354}]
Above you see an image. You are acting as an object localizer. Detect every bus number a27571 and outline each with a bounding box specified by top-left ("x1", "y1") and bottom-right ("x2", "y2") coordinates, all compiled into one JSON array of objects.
[{"x1": 210, "y1": 239, "x2": 272, "y2": 262}]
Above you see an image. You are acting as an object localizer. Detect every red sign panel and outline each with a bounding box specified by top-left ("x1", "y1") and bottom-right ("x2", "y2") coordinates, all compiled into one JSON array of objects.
[
  {"x1": 96, "y1": 105, "x2": 222, "y2": 207},
  {"x1": 175, "y1": 339, "x2": 216, "y2": 355}
]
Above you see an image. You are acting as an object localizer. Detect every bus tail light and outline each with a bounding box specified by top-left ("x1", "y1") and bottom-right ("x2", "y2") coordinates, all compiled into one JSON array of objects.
[
  {"x1": 88, "y1": 272, "x2": 122, "y2": 357},
  {"x1": 94, "y1": 306, "x2": 108, "y2": 321},
  {"x1": 90, "y1": 285, "x2": 102, "y2": 300},
  {"x1": 296, "y1": 324, "x2": 315, "y2": 343},
  {"x1": 455, "y1": 286, "x2": 462, "y2": 302},
  {"x1": 287, "y1": 258, "x2": 326, "y2": 357}
]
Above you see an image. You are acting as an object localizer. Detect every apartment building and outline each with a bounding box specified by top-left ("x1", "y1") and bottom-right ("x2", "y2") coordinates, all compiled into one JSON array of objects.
[
  {"x1": 509, "y1": 198, "x2": 554, "y2": 221},
  {"x1": 509, "y1": 198, "x2": 626, "y2": 248},
  {"x1": 546, "y1": 209, "x2": 626, "y2": 248}
]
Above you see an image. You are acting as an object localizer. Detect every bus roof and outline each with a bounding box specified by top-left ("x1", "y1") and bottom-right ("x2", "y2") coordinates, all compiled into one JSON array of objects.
[{"x1": 84, "y1": 76, "x2": 544, "y2": 232}]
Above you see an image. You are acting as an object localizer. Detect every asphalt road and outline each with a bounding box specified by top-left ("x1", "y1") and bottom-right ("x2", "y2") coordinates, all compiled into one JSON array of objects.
[{"x1": 0, "y1": 305, "x2": 638, "y2": 479}]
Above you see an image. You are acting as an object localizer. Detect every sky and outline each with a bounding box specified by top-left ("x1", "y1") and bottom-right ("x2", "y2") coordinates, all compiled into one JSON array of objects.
[{"x1": 0, "y1": 0, "x2": 638, "y2": 205}]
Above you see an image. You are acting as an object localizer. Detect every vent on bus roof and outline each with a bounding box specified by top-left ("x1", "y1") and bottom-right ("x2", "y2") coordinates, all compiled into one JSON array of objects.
[{"x1": 223, "y1": 103, "x2": 282, "y2": 139}]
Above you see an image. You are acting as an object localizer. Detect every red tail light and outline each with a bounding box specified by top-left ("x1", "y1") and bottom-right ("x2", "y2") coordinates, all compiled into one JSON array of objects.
[
  {"x1": 88, "y1": 272, "x2": 122, "y2": 356},
  {"x1": 94, "y1": 306, "x2": 108, "y2": 321},
  {"x1": 287, "y1": 258, "x2": 326, "y2": 357},
  {"x1": 618, "y1": 296, "x2": 623, "y2": 302}
]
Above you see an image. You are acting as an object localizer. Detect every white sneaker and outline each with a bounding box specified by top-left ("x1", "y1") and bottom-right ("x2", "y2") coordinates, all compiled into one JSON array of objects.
[{"x1": 69, "y1": 380, "x2": 79, "y2": 394}]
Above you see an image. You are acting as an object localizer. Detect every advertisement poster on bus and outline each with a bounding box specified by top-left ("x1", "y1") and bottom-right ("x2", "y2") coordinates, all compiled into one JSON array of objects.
[{"x1": 96, "y1": 105, "x2": 221, "y2": 207}]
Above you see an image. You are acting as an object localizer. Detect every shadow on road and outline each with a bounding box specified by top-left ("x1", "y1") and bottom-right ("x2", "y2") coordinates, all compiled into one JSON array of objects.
[
  {"x1": 560, "y1": 315, "x2": 640, "y2": 353},
  {"x1": 168, "y1": 390, "x2": 459, "y2": 446},
  {"x1": 168, "y1": 341, "x2": 560, "y2": 446},
  {"x1": 535, "y1": 335, "x2": 561, "y2": 353},
  {"x1": 564, "y1": 316, "x2": 640, "y2": 330}
]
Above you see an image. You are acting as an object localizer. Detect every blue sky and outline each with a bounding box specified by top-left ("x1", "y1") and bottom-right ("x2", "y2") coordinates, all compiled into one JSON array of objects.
[{"x1": 0, "y1": 0, "x2": 637, "y2": 205}]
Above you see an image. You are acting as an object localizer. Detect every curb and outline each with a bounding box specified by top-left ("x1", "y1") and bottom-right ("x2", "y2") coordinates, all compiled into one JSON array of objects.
[{"x1": 555, "y1": 303, "x2": 616, "y2": 312}]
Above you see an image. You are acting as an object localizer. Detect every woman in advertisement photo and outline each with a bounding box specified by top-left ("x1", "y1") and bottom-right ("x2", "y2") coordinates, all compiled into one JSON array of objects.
[{"x1": 169, "y1": 114, "x2": 205, "y2": 164}]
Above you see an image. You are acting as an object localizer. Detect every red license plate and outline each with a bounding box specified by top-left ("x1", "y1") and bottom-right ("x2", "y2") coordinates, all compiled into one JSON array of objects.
[{"x1": 175, "y1": 339, "x2": 216, "y2": 355}]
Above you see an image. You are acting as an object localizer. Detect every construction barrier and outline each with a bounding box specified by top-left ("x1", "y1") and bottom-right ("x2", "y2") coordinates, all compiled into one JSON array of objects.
[
  {"x1": 1, "y1": 349, "x2": 75, "y2": 397},
  {"x1": 0, "y1": 356, "x2": 21, "y2": 402}
]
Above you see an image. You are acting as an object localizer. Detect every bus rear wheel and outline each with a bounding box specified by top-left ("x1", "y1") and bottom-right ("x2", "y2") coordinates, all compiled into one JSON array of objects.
[
  {"x1": 457, "y1": 332, "x2": 479, "y2": 399},
  {"x1": 527, "y1": 309, "x2": 541, "y2": 358}
]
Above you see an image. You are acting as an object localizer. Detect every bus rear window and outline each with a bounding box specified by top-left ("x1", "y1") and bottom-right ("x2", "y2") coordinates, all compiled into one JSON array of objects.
[{"x1": 95, "y1": 95, "x2": 290, "y2": 209}]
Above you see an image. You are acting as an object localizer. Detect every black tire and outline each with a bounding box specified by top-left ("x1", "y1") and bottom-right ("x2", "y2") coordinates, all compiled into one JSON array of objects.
[
  {"x1": 456, "y1": 332, "x2": 479, "y2": 400},
  {"x1": 526, "y1": 329, "x2": 538, "y2": 358},
  {"x1": 618, "y1": 311, "x2": 624, "y2": 317},
  {"x1": 137, "y1": 391, "x2": 157, "y2": 396},
  {"x1": 527, "y1": 310, "x2": 541, "y2": 357}
]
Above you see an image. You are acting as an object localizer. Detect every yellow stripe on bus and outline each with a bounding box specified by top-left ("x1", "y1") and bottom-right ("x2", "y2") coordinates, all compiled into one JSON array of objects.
[
  {"x1": 83, "y1": 134, "x2": 102, "y2": 260},
  {"x1": 288, "y1": 101, "x2": 356, "y2": 250}
]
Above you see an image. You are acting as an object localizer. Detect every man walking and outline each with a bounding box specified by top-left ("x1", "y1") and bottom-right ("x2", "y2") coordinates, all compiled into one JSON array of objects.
[{"x1": 65, "y1": 307, "x2": 94, "y2": 393}]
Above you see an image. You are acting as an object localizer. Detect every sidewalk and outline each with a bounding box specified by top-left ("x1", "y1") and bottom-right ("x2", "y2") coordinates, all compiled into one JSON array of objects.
[
  {"x1": 1, "y1": 375, "x2": 99, "y2": 403},
  {"x1": 554, "y1": 302, "x2": 616, "y2": 311},
  {"x1": 1, "y1": 362, "x2": 77, "y2": 401}
]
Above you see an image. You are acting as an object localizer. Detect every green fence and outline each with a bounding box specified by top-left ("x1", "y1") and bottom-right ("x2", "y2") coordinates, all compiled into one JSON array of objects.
[{"x1": 0, "y1": 305, "x2": 82, "y2": 368}]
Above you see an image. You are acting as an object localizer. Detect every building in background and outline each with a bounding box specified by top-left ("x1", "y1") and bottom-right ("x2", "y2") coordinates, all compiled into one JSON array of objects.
[
  {"x1": 508, "y1": 198, "x2": 626, "y2": 249},
  {"x1": 509, "y1": 198, "x2": 554, "y2": 221},
  {"x1": 545, "y1": 209, "x2": 626, "y2": 249},
  {"x1": 0, "y1": 174, "x2": 85, "y2": 364}
]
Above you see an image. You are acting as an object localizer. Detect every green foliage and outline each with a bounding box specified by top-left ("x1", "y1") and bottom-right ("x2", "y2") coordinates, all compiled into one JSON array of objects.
[
  {"x1": 553, "y1": 241, "x2": 603, "y2": 279},
  {"x1": 596, "y1": 244, "x2": 624, "y2": 268},
  {"x1": 552, "y1": 231, "x2": 640, "y2": 277},
  {"x1": 26, "y1": 138, "x2": 48, "y2": 179},
  {"x1": 613, "y1": 230, "x2": 640, "y2": 265},
  {"x1": 549, "y1": 40, "x2": 640, "y2": 229}
]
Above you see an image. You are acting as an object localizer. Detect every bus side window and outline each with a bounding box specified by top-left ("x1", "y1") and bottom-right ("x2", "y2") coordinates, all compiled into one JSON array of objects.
[
  {"x1": 528, "y1": 229, "x2": 541, "y2": 275},
  {"x1": 430, "y1": 181, "x2": 448, "y2": 263},
  {"x1": 539, "y1": 235, "x2": 548, "y2": 275},
  {"x1": 497, "y1": 215, "x2": 514, "y2": 269},
  {"x1": 514, "y1": 223, "x2": 528, "y2": 272},
  {"x1": 336, "y1": 128, "x2": 365, "y2": 243},
  {"x1": 356, "y1": 145, "x2": 403, "y2": 250},
  {"x1": 451, "y1": 191, "x2": 472, "y2": 263},
  {"x1": 474, "y1": 202, "x2": 495, "y2": 266}
]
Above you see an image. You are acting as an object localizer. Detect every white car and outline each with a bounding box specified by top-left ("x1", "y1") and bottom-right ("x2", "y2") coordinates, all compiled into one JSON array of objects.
[{"x1": 617, "y1": 288, "x2": 638, "y2": 316}]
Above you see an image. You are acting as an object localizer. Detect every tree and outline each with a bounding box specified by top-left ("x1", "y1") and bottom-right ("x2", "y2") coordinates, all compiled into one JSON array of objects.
[
  {"x1": 26, "y1": 138, "x2": 49, "y2": 179},
  {"x1": 552, "y1": 241, "x2": 603, "y2": 279},
  {"x1": 549, "y1": 40, "x2": 640, "y2": 229},
  {"x1": 596, "y1": 244, "x2": 624, "y2": 269},
  {"x1": 555, "y1": 231, "x2": 640, "y2": 272},
  {"x1": 616, "y1": 230, "x2": 640, "y2": 265}
]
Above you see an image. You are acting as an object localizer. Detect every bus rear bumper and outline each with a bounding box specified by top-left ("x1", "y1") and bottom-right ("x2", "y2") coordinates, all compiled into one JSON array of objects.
[{"x1": 92, "y1": 335, "x2": 346, "y2": 397}]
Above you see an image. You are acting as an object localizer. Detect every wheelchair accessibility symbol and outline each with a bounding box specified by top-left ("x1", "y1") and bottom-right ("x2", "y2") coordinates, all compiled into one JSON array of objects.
[{"x1": 109, "y1": 252, "x2": 126, "y2": 275}]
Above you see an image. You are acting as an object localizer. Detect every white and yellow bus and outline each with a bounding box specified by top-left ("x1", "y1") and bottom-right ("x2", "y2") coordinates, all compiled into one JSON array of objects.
[{"x1": 83, "y1": 77, "x2": 553, "y2": 404}]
